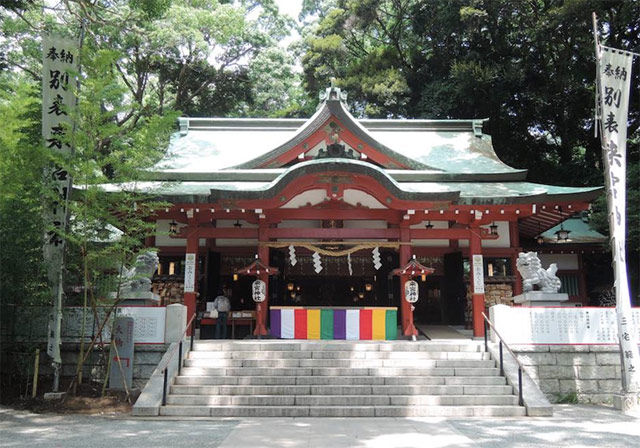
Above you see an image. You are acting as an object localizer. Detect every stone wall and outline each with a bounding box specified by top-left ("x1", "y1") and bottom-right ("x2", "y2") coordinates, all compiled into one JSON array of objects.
[
  {"x1": 38, "y1": 343, "x2": 169, "y2": 390},
  {"x1": 513, "y1": 345, "x2": 623, "y2": 404},
  {"x1": 152, "y1": 277, "x2": 184, "y2": 306},
  {"x1": 465, "y1": 283, "x2": 513, "y2": 327},
  {"x1": 485, "y1": 283, "x2": 513, "y2": 307}
]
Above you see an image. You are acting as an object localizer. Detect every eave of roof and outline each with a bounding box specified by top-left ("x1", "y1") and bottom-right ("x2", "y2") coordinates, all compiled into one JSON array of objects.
[
  {"x1": 97, "y1": 158, "x2": 602, "y2": 206},
  {"x1": 147, "y1": 168, "x2": 528, "y2": 183}
]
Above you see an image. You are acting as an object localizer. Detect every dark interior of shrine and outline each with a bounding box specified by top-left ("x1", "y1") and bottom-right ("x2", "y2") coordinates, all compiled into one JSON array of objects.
[{"x1": 200, "y1": 248, "x2": 468, "y2": 326}]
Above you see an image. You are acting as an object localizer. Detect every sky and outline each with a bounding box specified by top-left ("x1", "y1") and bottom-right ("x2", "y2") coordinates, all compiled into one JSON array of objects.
[{"x1": 274, "y1": 0, "x2": 303, "y2": 22}]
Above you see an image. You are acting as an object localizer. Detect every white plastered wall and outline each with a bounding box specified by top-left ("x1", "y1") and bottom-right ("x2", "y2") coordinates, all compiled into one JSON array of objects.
[
  {"x1": 155, "y1": 219, "x2": 206, "y2": 247},
  {"x1": 538, "y1": 253, "x2": 579, "y2": 270},
  {"x1": 409, "y1": 220, "x2": 449, "y2": 247},
  {"x1": 458, "y1": 221, "x2": 510, "y2": 248},
  {"x1": 281, "y1": 189, "x2": 326, "y2": 208},
  {"x1": 214, "y1": 219, "x2": 258, "y2": 247}
]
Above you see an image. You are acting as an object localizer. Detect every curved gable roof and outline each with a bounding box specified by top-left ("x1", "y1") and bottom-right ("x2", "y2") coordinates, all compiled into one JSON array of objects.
[{"x1": 232, "y1": 87, "x2": 441, "y2": 171}]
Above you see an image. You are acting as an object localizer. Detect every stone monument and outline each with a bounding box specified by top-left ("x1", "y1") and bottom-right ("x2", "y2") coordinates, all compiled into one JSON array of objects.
[
  {"x1": 513, "y1": 251, "x2": 569, "y2": 306},
  {"x1": 109, "y1": 316, "x2": 134, "y2": 390}
]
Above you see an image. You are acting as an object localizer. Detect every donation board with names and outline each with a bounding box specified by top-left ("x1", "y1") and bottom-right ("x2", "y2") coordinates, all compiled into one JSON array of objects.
[
  {"x1": 61, "y1": 306, "x2": 166, "y2": 344},
  {"x1": 491, "y1": 306, "x2": 640, "y2": 344}
]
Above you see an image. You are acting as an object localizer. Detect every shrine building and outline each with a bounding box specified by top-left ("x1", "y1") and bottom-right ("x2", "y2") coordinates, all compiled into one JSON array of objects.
[{"x1": 129, "y1": 85, "x2": 603, "y2": 339}]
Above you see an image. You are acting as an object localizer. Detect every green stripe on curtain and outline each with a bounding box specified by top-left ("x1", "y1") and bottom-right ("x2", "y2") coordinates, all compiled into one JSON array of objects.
[
  {"x1": 385, "y1": 310, "x2": 397, "y2": 340},
  {"x1": 320, "y1": 309, "x2": 334, "y2": 340}
]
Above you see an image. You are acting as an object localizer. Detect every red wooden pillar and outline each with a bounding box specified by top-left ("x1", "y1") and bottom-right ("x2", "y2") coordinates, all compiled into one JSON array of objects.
[
  {"x1": 399, "y1": 228, "x2": 417, "y2": 337},
  {"x1": 469, "y1": 228, "x2": 485, "y2": 337},
  {"x1": 184, "y1": 226, "x2": 199, "y2": 321},
  {"x1": 254, "y1": 227, "x2": 270, "y2": 336}
]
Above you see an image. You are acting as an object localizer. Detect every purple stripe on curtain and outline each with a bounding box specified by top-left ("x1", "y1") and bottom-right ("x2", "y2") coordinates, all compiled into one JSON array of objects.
[
  {"x1": 334, "y1": 309, "x2": 346, "y2": 339},
  {"x1": 270, "y1": 309, "x2": 281, "y2": 338}
]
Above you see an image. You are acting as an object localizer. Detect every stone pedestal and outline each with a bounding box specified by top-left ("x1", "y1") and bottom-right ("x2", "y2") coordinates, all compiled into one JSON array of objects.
[
  {"x1": 111, "y1": 291, "x2": 160, "y2": 306},
  {"x1": 613, "y1": 393, "x2": 639, "y2": 412},
  {"x1": 513, "y1": 291, "x2": 569, "y2": 306}
]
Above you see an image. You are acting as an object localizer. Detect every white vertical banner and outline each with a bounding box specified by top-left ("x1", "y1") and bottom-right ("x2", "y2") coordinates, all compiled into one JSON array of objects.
[
  {"x1": 596, "y1": 44, "x2": 640, "y2": 393},
  {"x1": 472, "y1": 254, "x2": 485, "y2": 294},
  {"x1": 183, "y1": 253, "x2": 196, "y2": 293},
  {"x1": 42, "y1": 35, "x2": 78, "y2": 364}
]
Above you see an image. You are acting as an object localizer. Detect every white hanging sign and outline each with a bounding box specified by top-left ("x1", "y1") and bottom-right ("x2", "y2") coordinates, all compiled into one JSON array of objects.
[
  {"x1": 43, "y1": 35, "x2": 78, "y2": 364},
  {"x1": 183, "y1": 253, "x2": 196, "y2": 293},
  {"x1": 312, "y1": 251, "x2": 323, "y2": 273},
  {"x1": 597, "y1": 44, "x2": 640, "y2": 392},
  {"x1": 372, "y1": 247, "x2": 382, "y2": 270},
  {"x1": 252, "y1": 279, "x2": 266, "y2": 302},
  {"x1": 472, "y1": 254, "x2": 485, "y2": 294},
  {"x1": 288, "y1": 245, "x2": 297, "y2": 266},
  {"x1": 404, "y1": 280, "x2": 419, "y2": 303}
]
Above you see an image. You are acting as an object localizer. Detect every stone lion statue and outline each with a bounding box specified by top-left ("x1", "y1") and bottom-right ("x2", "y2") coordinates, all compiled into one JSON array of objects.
[
  {"x1": 515, "y1": 251, "x2": 562, "y2": 293},
  {"x1": 119, "y1": 252, "x2": 159, "y2": 295}
]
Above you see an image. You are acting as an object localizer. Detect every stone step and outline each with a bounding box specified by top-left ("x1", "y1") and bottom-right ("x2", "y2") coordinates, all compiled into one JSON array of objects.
[
  {"x1": 180, "y1": 366, "x2": 497, "y2": 377},
  {"x1": 183, "y1": 358, "x2": 496, "y2": 369},
  {"x1": 169, "y1": 384, "x2": 514, "y2": 396},
  {"x1": 165, "y1": 394, "x2": 518, "y2": 407},
  {"x1": 191, "y1": 341, "x2": 483, "y2": 353},
  {"x1": 188, "y1": 350, "x2": 490, "y2": 360},
  {"x1": 174, "y1": 375, "x2": 508, "y2": 386},
  {"x1": 159, "y1": 405, "x2": 526, "y2": 418}
]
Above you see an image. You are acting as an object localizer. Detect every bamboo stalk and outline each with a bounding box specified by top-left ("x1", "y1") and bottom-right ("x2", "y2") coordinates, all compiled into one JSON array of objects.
[{"x1": 31, "y1": 348, "x2": 40, "y2": 399}]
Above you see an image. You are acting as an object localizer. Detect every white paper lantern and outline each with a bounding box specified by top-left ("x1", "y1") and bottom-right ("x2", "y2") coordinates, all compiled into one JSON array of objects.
[
  {"x1": 252, "y1": 279, "x2": 266, "y2": 302},
  {"x1": 404, "y1": 280, "x2": 419, "y2": 303}
]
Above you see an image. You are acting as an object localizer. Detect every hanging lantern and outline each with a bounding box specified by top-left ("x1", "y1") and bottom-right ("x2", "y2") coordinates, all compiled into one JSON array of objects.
[
  {"x1": 358, "y1": 292, "x2": 364, "y2": 299},
  {"x1": 555, "y1": 206, "x2": 571, "y2": 242},
  {"x1": 168, "y1": 220, "x2": 178, "y2": 235},
  {"x1": 425, "y1": 221, "x2": 434, "y2": 229},
  {"x1": 404, "y1": 280, "x2": 419, "y2": 303},
  {"x1": 350, "y1": 286, "x2": 354, "y2": 292},
  {"x1": 556, "y1": 226, "x2": 571, "y2": 242},
  {"x1": 536, "y1": 234, "x2": 545, "y2": 245},
  {"x1": 421, "y1": 274, "x2": 427, "y2": 282},
  {"x1": 287, "y1": 282, "x2": 295, "y2": 291},
  {"x1": 365, "y1": 283, "x2": 372, "y2": 292},
  {"x1": 252, "y1": 279, "x2": 266, "y2": 302},
  {"x1": 233, "y1": 273, "x2": 238, "y2": 281}
]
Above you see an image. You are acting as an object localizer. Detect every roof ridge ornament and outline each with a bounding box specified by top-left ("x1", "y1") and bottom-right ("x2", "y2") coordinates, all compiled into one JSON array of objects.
[{"x1": 320, "y1": 80, "x2": 348, "y2": 105}]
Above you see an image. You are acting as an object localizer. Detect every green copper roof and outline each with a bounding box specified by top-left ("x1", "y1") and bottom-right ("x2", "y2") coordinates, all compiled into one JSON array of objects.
[
  {"x1": 538, "y1": 214, "x2": 608, "y2": 244},
  {"x1": 155, "y1": 118, "x2": 524, "y2": 178},
  {"x1": 110, "y1": 86, "x2": 601, "y2": 206}
]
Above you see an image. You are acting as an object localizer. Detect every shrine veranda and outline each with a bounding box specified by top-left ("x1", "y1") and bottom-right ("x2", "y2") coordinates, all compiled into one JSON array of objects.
[{"x1": 98, "y1": 85, "x2": 607, "y2": 340}]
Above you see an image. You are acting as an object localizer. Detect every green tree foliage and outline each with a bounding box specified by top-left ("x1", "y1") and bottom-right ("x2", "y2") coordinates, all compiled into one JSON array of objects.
[
  {"x1": 300, "y1": 0, "x2": 640, "y2": 298},
  {"x1": 1, "y1": 0, "x2": 301, "y2": 118},
  {"x1": 0, "y1": 76, "x2": 49, "y2": 306},
  {"x1": 300, "y1": 0, "x2": 640, "y2": 186}
]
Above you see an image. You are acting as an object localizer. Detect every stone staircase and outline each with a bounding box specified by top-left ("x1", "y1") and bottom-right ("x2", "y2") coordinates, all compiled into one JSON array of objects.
[{"x1": 160, "y1": 340, "x2": 526, "y2": 417}]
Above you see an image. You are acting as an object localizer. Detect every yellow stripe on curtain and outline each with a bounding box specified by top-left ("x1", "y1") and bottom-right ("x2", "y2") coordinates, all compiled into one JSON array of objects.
[
  {"x1": 372, "y1": 309, "x2": 386, "y2": 340},
  {"x1": 307, "y1": 309, "x2": 321, "y2": 339}
]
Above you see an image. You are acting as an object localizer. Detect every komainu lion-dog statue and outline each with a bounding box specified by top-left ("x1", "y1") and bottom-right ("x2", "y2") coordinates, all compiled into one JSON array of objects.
[{"x1": 515, "y1": 251, "x2": 562, "y2": 293}]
